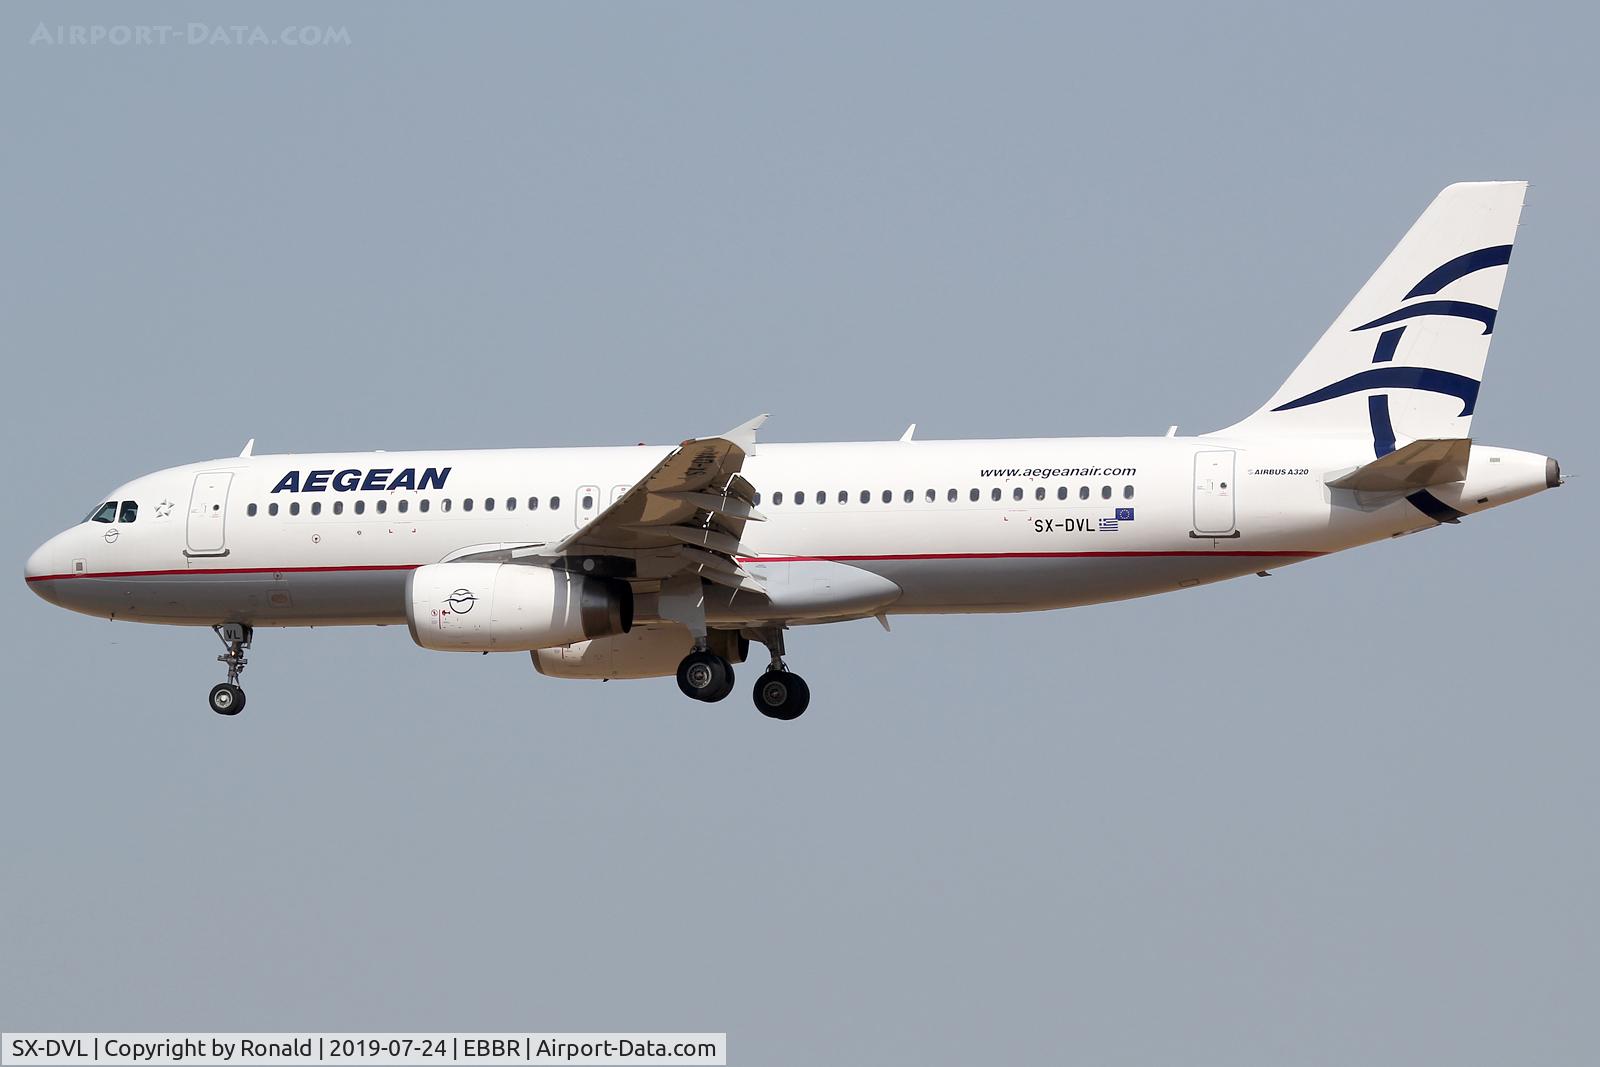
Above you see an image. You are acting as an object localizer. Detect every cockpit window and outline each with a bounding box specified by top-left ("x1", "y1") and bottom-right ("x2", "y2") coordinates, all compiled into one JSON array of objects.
[
  {"x1": 119, "y1": 501, "x2": 138, "y2": 524},
  {"x1": 87, "y1": 502, "x2": 117, "y2": 524}
]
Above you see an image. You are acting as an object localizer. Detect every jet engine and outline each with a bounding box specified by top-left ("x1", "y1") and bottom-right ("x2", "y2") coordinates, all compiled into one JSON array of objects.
[{"x1": 406, "y1": 562, "x2": 631, "y2": 652}]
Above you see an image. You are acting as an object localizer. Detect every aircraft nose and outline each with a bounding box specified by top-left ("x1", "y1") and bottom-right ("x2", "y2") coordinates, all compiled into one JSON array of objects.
[{"x1": 24, "y1": 538, "x2": 60, "y2": 604}]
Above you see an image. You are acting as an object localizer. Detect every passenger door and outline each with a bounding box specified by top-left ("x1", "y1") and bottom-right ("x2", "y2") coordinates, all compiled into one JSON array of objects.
[
  {"x1": 186, "y1": 471, "x2": 234, "y2": 556},
  {"x1": 1192, "y1": 450, "x2": 1236, "y2": 536}
]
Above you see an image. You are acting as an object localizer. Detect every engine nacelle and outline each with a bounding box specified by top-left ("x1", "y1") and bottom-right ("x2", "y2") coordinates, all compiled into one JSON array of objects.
[
  {"x1": 406, "y1": 562, "x2": 631, "y2": 652},
  {"x1": 534, "y1": 625, "x2": 748, "y2": 680}
]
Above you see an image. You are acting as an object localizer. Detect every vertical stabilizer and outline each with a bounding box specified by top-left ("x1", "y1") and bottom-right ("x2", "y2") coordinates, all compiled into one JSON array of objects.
[{"x1": 1215, "y1": 182, "x2": 1526, "y2": 445}]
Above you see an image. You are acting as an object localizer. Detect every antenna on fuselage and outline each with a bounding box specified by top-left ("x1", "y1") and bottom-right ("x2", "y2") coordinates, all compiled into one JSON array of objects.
[
  {"x1": 899, "y1": 424, "x2": 916, "y2": 442},
  {"x1": 239, "y1": 438, "x2": 256, "y2": 457}
]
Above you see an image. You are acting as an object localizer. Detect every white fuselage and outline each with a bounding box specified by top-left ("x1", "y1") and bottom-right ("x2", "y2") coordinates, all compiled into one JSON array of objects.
[{"x1": 23, "y1": 434, "x2": 1555, "y2": 629}]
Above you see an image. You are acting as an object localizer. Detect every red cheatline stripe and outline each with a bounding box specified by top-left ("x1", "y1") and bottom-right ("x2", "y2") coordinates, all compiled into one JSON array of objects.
[
  {"x1": 738, "y1": 551, "x2": 1324, "y2": 562},
  {"x1": 26, "y1": 563, "x2": 424, "y2": 583},
  {"x1": 26, "y1": 550, "x2": 1324, "y2": 583}
]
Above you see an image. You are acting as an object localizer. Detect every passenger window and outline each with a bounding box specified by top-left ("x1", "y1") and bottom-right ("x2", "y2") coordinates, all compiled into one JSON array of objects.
[
  {"x1": 901, "y1": 489, "x2": 911, "y2": 503},
  {"x1": 311, "y1": 501, "x2": 322, "y2": 516},
  {"x1": 1079, "y1": 486, "x2": 1090, "y2": 500},
  {"x1": 418, "y1": 500, "x2": 428, "y2": 513},
  {"x1": 1035, "y1": 487, "x2": 1045, "y2": 501},
  {"x1": 550, "y1": 497, "x2": 561, "y2": 510},
  {"x1": 463, "y1": 498, "x2": 474, "y2": 512},
  {"x1": 816, "y1": 490, "x2": 825, "y2": 505},
  {"x1": 925, "y1": 489, "x2": 936, "y2": 503},
  {"x1": 1123, "y1": 484, "x2": 1134, "y2": 499},
  {"x1": 485, "y1": 497, "x2": 496, "y2": 512},
  {"x1": 947, "y1": 489, "x2": 957, "y2": 502},
  {"x1": 772, "y1": 491, "x2": 784, "y2": 505},
  {"x1": 991, "y1": 488, "x2": 1001, "y2": 502},
  {"x1": 838, "y1": 490, "x2": 848, "y2": 504},
  {"x1": 355, "y1": 500, "x2": 366, "y2": 515},
  {"x1": 1013, "y1": 487, "x2": 1024, "y2": 501},
  {"x1": 268, "y1": 503, "x2": 279, "y2": 517},
  {"x1": 581, "y1": 494, "x2": 593, "y2": 510},
  {"x1": 377, "y1": 500, "x2": 387, "y2": 514},
  {"x1": 970, "y1": 488, "x2": 979, "y2": 502},
  {"x1": 1101, "y1": 485, "x2": 1112, "y2": 499},
  {"x1": 119, "y1": 501, "x2": 138, "y2": 523},
  {"x1": 794, "y1": 491, "x2": 805, "y2": 506},
  {"x1": 506, "y1": 497, "x2": 516, "y2": 511},
  {"x1": 290, "y1": 502, "x2": 301, "y2": 516},
  {"x1": 441, "y1": 499, "x2": 451, "y2": 513},
  {"x1": 334, "y1": 501, "x2": 344, "y2": 515},
  {"x1": 528, "y1": 497, "x2": 538, "y2": 510},
  {"x1": 247, "y1": 503, "x2": 258, "y2": 517},
  {"x1": 1057, "y1": 486, "x2": 1068, "y2": 500},
  {"x1": 398, "y1": 499, "x2": 408, "y2": 513},
  {"x1": 860, "y1": 490, "x2": 871, "y2": 504},
  {"x1": 753, "y1": 492, "x2": 762, "y2": 505},
  {"x1": 89, "y1": 502, "x2": 117, "y2": 523}
]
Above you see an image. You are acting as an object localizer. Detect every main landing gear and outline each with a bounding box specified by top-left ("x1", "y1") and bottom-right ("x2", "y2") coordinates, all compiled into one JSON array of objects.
[
  {"x1": 209, "y1": 623, "x2": 252, "y2": 716},
  {"x1": 673, "y1": 628, "x2": 809, "y2": 719},
  {"x1": 753, "y1": 669, "x2": 809, "y2": 721},
  {"x1": 750, "y1": 628, "x2": 809, "y2": 721},
  {"x1": 676, "y1": 649, "x2": 736, "y2": 703}
]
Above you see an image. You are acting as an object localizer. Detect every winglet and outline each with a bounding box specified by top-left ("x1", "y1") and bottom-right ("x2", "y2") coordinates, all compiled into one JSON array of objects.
[
  {"x1": 899, "y1": 423, "x2": 916, "y2": 442},
  {"x1": 721, "y1": 414, "x2": 769, "y2": 451},
  {"x1": 239, "y1": 438, "x2": 255, "y2": 457}
]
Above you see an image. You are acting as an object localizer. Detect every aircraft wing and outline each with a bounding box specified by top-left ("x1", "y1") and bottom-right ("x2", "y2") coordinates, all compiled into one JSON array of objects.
[{"x1": 544, "y1": 414, "x2": 769, "y2": 592}]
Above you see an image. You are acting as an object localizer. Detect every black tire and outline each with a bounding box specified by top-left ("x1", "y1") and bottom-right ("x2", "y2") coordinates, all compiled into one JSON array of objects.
[
  {"x1": 708, "y1": 662, "x2": 735, "y2": 702},
  {"x1": 676, "y1": 651, "x2": 733, "y2": 702},
  {"x1": 753, "y1": 670, "x2": 810, "y2": 720},
  {"x1": 209, "y1": 683, "x2": 245, "y2": 716}
]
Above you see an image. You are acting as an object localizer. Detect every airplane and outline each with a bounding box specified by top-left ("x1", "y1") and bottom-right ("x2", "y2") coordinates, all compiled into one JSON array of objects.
[{"x1": 23, "y1": 181, "x2": 1562, "y2": 720}]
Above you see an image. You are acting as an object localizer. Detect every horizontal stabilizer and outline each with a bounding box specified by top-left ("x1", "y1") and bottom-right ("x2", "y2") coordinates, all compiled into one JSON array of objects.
[{"x1": 1326, "y1": 438, "x2": 1471, "y2": 491}]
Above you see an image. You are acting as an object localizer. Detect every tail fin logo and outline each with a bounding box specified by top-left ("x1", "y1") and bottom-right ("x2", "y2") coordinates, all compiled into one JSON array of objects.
[
  {"x1": 1273, "y1": 366, "x2": 1480, "y2": 416},
  {"x1": 1351, "y1": 300, "x2": 1497, "y2": 335},
  {"x1": 1271, "y1": 243, "x2": 1512, "y2": 416}
]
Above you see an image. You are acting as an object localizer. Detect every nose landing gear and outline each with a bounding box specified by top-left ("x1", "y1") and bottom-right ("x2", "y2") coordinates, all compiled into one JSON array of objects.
[
  {"x1": 208, "y1": 683, "x2": 244, "y2": 715},
  {"x1": 209, "y1": 623, "x2": 252, "y2": 716}
]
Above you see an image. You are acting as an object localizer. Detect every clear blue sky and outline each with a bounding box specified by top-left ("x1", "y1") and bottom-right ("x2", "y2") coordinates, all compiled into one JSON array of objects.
[{"x1": 3, "y1": 3, "x2": 1594, "y2": 1063}]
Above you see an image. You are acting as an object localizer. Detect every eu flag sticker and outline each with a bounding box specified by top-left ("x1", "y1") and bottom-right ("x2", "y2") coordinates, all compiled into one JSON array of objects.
[{"x1": 1115, "y1": 507, "x2": 1135, "y2": 522}]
